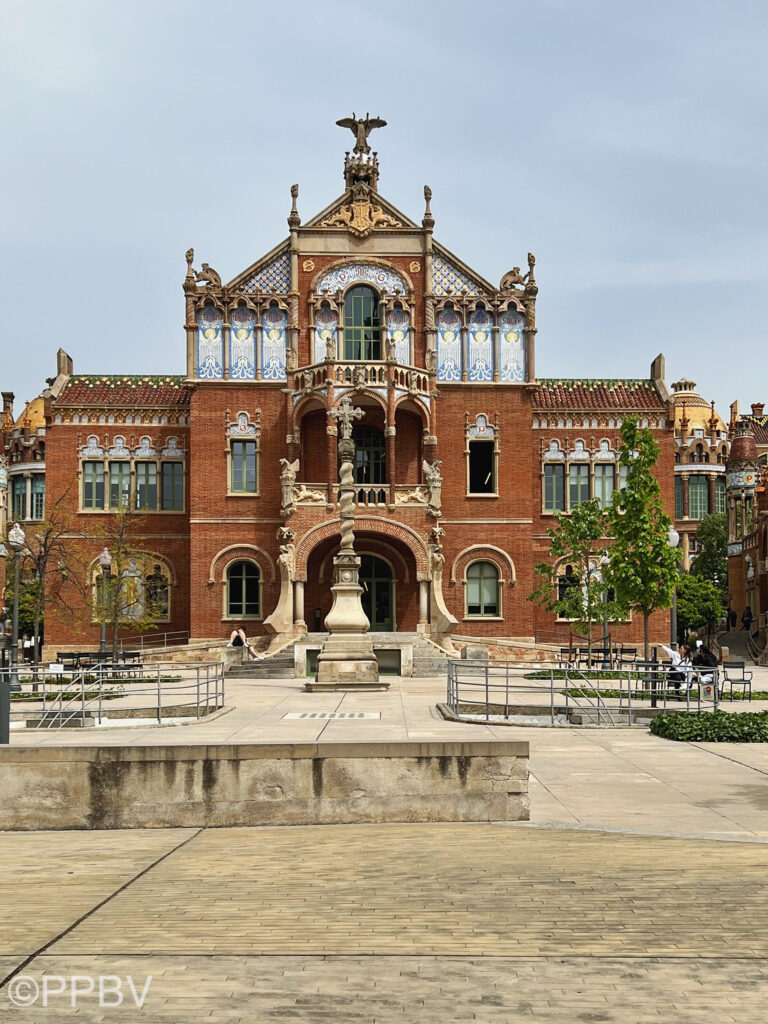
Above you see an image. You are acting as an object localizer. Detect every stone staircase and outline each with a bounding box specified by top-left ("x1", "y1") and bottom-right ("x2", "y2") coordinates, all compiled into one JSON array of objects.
[{"x1": 228, "y1": 632, "x2": 451, "y2": 679}]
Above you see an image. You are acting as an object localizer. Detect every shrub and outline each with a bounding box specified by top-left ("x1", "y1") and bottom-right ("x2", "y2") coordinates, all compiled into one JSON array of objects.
[{"x1": 650, "y1": 711, "x2": 768, "y2": 742}]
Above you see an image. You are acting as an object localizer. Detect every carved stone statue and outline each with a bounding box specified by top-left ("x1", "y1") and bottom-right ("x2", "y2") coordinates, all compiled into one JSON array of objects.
[
  {"x1": 325, "y1": 332, "x2": 336, "y2": 362},
  {"x1": 335, "y1": 113, "x2": 387, "y2": 155},
  {"x1": 422, "y1": 459, "x2": 443, "y2": 516},
  {"x1": 280, "y1": 458, "x2": 299, "y2": 515},
  {"x1": 385, "y1": 336, "x2": 397, "y2": 362},
  {"x1": 425, "y1": 349, "x2": 437, "y2": 374},
  {"x1": 500, "y1": 267, "x2": 526, "y2": 291},
  {"x1": 195, "y1": 263, "x2": 222, "y2": 288},
  {"x1": 353, "y1": 366, "x2": 367, "y2": 389}
]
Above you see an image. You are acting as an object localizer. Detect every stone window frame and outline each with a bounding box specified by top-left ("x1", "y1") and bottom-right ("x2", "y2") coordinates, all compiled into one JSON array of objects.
[
  {"x1": 78, "y1": 435, "x2": 186, "y2": 515},
  {"x1": 465, "y1": 412, "x2": 500, "y2": 498},
  {"x1": 463, "y1": 559, "x2": 503, "y2": 621},
  {"x1": 226, "y1": 411, "x2": 261, "y2": 498},
  {"x1": 223, "y1": 558, "x2": 263, "y2": 622},
  {"x1": 89, "y1": 551, "x2": 175, "y2": 626},
  {"x1": 553, "y1": 556, "x2": 627, "y2": 624},
  {"x1": 451, "y1": 546, "x2": 515, "y2": 624},
  {"x1": 7, "y1": 469, "x2": 46, "y2": 523},
  {"x1": 540, "y1": 439, "x2": 622, "y2": 516}
]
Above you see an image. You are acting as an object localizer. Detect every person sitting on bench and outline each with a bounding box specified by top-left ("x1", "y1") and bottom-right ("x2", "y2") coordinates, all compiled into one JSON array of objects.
[{"x1": 661, "y1": 644, "x2": 693, "y2": 697}]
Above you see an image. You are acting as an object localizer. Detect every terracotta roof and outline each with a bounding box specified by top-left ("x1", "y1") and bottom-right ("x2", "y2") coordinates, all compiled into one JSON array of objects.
[
  {"x1": 742, "y1": 414, "x2": 768, "y2": 447},
  {"x1": 533, "y1": 379, "x2": 665, "y2": 410},
  {"x1": 57, "y1": 375, "x2": 191, "y2": 408}
]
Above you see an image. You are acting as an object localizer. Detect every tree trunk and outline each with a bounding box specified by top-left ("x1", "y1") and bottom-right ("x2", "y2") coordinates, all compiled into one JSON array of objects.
[{"x1": 643, "y1": 614, "x2": 650, "y2": 663}]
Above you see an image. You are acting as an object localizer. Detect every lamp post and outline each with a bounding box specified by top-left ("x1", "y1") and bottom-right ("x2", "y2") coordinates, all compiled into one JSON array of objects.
[
  {"x1": 7, "y1": 523, "x2": 26, "y2": 696},
  {"x1": 98, "y1": 547, "x2": 112, "y2": 655},
  {"x1": 667, "y1": 525, "x2": 680, "y2": 649}
]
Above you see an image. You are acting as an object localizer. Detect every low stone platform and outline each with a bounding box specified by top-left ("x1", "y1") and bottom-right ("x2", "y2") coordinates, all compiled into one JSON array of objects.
[{"x1": 0, "y1": 739, "x2": 529, "y2": 830}]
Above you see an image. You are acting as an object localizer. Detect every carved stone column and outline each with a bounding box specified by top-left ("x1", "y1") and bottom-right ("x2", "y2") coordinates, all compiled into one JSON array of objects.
[
  {"x1": 294, "y1": 581, "x2": 306, "y2": 630},
  {"x1": 311, "y1": 399, "x2": 383, "y2": 691}
]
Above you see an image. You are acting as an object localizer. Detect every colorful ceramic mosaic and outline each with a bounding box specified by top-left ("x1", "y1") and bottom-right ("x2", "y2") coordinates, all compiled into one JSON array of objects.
[
  {"x1": 387, "y1": 304, "x2": 411, "y2": 364},
  {"x1": 197, "y1": 307, "x2": 224, "y2": 379},
  {"x1": 467, "y1": 307, "x2": 493, "y2": 382},
  {"x1": 498, "y1": 309, "x2": 525, "y2": 382},
  {"x1": 432, "y1": 252, "x2": 483, "y2": 296},
  {"x1": 436, "y1": 308, "x2": 462, "y2": 382},
  {"x1": 242, "y1": 250, "x2": 291, "y2": 294},
  {"x1": 230, "y1": 308, "x2": 257, "y2": 380},
  {"x1": 261, "y1": 306, "x2": 288, "y2": 381},
  {"x1": 317, "y1": 264, "x2": 406, "y2": 295},
  {"x1": 314, "y1": 307, "x2": 338, "y2": 363}
]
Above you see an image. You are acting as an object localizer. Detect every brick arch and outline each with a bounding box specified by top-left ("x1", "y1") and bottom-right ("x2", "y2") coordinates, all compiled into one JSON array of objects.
[
  {"x1": 208, "y1": 544, "x2": 276, "y2": 585},
  {"x1": 317, "y1": 538, "x2": 411, "y2": 584},
  {"x1": 449, "y1": 545, "x2": 516, "y2": 586},
  {"x1": 294, "y1": 517, "x2": 429, "y2": 581}
]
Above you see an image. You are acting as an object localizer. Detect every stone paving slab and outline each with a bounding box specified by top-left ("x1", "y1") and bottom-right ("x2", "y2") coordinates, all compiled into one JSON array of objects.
[
  {"x1": 0, "y1": 829, "x2": 195, "y2": 956},
  {"x1": 3, "y1": 954, "x2": 767, "y2": 1023},
  {"x1": 35, "y1": 825, "x2": 768, "y2": 958},
  {"x1": 1, "y1": 825, "x2": 768, "y2": 1022}
]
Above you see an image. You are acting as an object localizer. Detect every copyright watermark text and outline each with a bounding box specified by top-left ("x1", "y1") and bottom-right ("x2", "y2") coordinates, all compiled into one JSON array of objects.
[{"x1": 7, "y1": 974, "x2": 152, "y2": 1009}]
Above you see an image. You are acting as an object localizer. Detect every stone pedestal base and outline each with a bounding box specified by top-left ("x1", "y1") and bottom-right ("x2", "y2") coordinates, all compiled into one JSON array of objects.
[{"x1": 309, "y1": 634, "x2": 386, "y2": 691}]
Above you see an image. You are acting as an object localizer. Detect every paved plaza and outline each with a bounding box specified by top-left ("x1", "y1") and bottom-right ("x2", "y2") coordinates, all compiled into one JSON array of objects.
[{"x1": 2, "y1": 669, "x2": 768, "y2": 1021}]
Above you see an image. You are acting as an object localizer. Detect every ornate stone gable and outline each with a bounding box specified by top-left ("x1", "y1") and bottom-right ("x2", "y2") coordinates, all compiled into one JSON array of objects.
[{"x1": 319, "y1": 184, "x2": 403, "y2": 238}]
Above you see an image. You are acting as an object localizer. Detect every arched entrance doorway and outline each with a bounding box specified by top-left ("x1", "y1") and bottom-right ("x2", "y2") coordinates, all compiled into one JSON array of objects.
[{"x1": 360, "y1": 554, "x2": 394, "y2": 631}]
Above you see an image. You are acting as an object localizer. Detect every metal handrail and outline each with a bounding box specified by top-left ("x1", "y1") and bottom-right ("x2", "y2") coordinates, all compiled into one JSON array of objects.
[
  {"x1": 1, "y1": 661, "x2": 224, "y2": 729},
  {"x1": 115, "y1": 630, "x2": 190, "y2": 653},
  {"x1": 446, "y1": 659, "x2": 720, "y2": 727}
]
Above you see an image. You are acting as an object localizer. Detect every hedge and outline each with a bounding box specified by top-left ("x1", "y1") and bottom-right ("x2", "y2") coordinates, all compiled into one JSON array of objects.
[{"x1": 650, "y1": 710, "x2": 768, "y2": 742}]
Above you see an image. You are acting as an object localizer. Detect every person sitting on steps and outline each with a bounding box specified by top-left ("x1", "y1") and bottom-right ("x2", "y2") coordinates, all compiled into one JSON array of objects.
[{"x1": 226, "y1": 627, "x2": 259, "y2": 660}]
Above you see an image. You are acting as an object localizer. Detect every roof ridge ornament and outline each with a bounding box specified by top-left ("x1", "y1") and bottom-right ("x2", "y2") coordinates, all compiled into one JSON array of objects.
[{"x1": 336, "y1": 113, "x2": 387, "y2": 192}]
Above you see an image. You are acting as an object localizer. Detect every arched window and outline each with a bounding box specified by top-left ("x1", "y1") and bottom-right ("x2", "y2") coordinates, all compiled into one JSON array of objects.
[
  {"x1": 344, "y1": 286, "x2": 381, "y2": 360},
  {"x1": 557, "y1": 563, "x2": 578, "y2": 605},
  {"x1": 226, "y1": 561, "x2": 261, "y2": 618},
  {"x1": 145, "y1": 564, "x2": 170, "y2": 620},
  {"x1": 352, "y1": 426, "x2": 386, "y2": 485},
  {"x1": 466, "y1": 561, "x2": 500, "y2": 617}
]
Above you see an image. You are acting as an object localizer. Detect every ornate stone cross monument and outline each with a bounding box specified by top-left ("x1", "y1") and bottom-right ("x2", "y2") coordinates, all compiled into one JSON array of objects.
[{"x1": 310, "y1": 397, "x2": 383, "y2": 690}]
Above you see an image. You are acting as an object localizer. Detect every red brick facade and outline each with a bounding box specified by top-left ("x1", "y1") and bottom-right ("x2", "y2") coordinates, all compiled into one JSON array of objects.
[{"x1": 33, "y1": 139, "x2": 678, "y2": 651}]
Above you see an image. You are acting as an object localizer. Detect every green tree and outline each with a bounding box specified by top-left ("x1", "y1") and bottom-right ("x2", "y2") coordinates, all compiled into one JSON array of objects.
[
  {"x1": 690, "y1": 512, "x2": 727, "y2": 598},
  {"x1": 95, "y1": 506, "x2": 165, "y2": 660},
  {"x1": 675, "y1": 573, "x2": 725, "y2": 644},
  {"x1": 528, "y1": 499, "x2": 618, "y2": 661},
  {"x1": 604, "y1": 418, "x2": 680, "y2": 661}
]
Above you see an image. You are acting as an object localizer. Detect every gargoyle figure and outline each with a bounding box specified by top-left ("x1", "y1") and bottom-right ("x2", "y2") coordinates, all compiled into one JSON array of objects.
[{"x1": 195, "y1": 263, "x2": 222, "y2": 288}]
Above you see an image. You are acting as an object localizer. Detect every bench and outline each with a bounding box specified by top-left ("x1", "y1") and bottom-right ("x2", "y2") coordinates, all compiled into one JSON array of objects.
[{"x1": 722, "y1": 660, "x2": 753, "y2": 701}]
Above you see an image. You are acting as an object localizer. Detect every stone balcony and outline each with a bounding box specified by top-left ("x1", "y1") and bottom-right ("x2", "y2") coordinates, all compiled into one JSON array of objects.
[
  {"x1": 290, "y1": 482, "x2": 432, "y2": 519},
  {"x1": 293, "y1": 361, "x2": 431, "y2": 398}
]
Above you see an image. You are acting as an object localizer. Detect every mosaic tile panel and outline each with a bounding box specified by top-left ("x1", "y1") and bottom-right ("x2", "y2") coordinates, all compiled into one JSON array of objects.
[
  {"x1": 499, "y1": 309, "x2": 525, "y2": 382},
  {"x1": 432, "y1": 253, "x2": 482, "y2": 296},
  {"x1": 317, "y1": 264, "x2": 406, "y2": 295},
  {"x1": 242, "y1": 250, "x2": 291, "y2": 294},
  {"x1": 467, "y1": 307, "x2": 494, "y2": 382},
  {"x1": 196, "y1": 307, "x2": 224, "y2": 379},
  {"x1": 387, "y1": 304, "x2": 411, "y2": 364},
  {"x1": 436, "y1": 308, "x2": 462, "y2": 382},
  {"x1": 314, "y1": 307, "x2": 338, "y2": 363},
  {"x1": 229, "y1": 308, "x2": 257, "y2": 380},
  {"x1": 261, "y1": 306, "x2": 287, "y2": 381}
]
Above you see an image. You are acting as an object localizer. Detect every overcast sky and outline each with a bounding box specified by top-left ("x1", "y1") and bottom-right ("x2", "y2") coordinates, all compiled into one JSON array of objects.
[{"x1": 2, "y1": 0, "x2": 766, "y2": 418}]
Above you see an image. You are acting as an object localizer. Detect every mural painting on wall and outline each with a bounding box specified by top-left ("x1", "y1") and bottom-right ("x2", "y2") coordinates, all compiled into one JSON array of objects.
[
  {"x1": 467, "y1": 307, "x2": 494, "y2": 382},
  {"x1": 197, "y1": 307, "x2": 224, "y2": 379},
  {"x1": 436, "y1": 308, "x2": 462, "y2": 382},
  {"x1": 262, "y1": 307, "x2": 288, "y2": 381},
  {"x1": 230, "y1": 308, "x2": 257, "y2": 380},
  {"x1": 498, "y1": 309, "x2": 525, "y2": 382},
  {"x1": 314, "y1": 307, "x2": 338, "y2": 363},
  {"x1": 387, "y1": 304, "x2": 410, "y2": 364}
]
